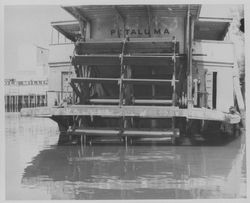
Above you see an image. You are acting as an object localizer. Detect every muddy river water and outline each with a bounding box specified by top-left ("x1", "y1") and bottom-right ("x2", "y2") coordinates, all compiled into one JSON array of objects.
[{"x1": 5, "y1": 113, "x2": 246, "y2": 199}]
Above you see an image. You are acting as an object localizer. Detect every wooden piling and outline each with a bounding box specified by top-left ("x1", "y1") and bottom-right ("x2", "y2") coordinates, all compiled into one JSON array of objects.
[
  {"x1": 81, "y1": 135, "x2": 83, "y2": 146},
  {"x1": 16, "y1": 95, "x2": 18, "y2": 112},
  {"x1": 4, "y1": 96, "x2": 5, "y2": 112},
  {"x1": 84, "y1": 135, "x2": 86, "y2": 147},
  {"x1": 12, "y1": 96, "x2": 14, "y2": 112},
  {"x1": 125, "y1": 136, "x2": 128, "y2": 148},
  {"x1": 11, "y1": 96, "x2": 13, "y2": 112},
  {"x1": 13, "y1": 96, "x2": 14, "y2": 111},
  {"x1": 35, "y1": 95, "x2": 36, "y2": 108},
  {"x1": 7, "y1": 96, "x2": 8, "y2": 112},
  {"x1": 9, "y1": 96, "x2": 11, "y2": 112},
  {"x1": 5, "y1": 96, "x2": 7, "y2": 112},
  {"x1": 14, "y1": 95, "x2": 16, "y2": 112}
]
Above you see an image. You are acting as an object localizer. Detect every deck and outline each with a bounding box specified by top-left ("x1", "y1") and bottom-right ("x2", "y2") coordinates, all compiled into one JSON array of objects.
[{"x1": 20, "y1": 105, "x2": 240, "y2": 124}]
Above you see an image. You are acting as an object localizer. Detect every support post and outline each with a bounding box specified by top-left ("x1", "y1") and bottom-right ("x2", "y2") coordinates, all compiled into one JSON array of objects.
[
  {"x1": 11, "y1": 96, "x2": 12, "y2": 112},
  {"x1": 119, "y1": 38, "x2": 127, "y2": 106},
  {"x1": 11, "y1": 96, "x2": 13, "y2": 112},
  {"x1": 81, "y1": 134, "x2": 83, "y2": 146},
  {"x1": 7, "y1": 96, "x2": 9, "y2": 112},
  {"x1": 125, "y1": 136, "x2": 128, "y2": 148},
  {"x1": 4, "y1": 95, "x2": 6, "y2": 112},
  {"x1": 187, "y1": 8, "x2": 194, "y2": 109},
  {"x1": 114, "y1": 6, "x2": 126, "y2": 38},
  {"x1": 17, "y1": 95, "x2": 19, "y2": 112},
  {"x1": 172, "y1": 37, "x2": 177, "y2": 106},
  {"x1": 146, "y1": 5, "x2": 152, "y2": 37},
  {"x1": 22, "y1": 95, "x2": 23, "y2": 109},
  {"x1": 13, "y1": 96, "x2": 15, "y2": 112},
  {"x1": 84, "y1": 135, "x2": 86, "y2": 147}
]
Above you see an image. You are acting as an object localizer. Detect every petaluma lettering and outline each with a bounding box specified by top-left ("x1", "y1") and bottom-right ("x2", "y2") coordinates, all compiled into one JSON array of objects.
[{"x1": 110, "y1": 28, "x2": 170, "y2": 36}]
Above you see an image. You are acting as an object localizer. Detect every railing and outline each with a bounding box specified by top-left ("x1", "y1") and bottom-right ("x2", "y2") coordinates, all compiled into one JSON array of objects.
[
  {"x1": 5, "y1": 94, "x2": 47, "y2": 112},
  {"x1": 47, "y1": 90, "x2": 73, "y2": 106}
]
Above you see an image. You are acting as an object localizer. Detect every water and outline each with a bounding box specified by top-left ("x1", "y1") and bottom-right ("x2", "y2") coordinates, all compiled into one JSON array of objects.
[{"x1": 5, "y1": 113, "x2": 246, "y2": 200}]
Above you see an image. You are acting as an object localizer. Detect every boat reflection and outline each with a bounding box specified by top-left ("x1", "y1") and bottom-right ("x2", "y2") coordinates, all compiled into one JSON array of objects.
[{"x1": 21, "y1": 135, "x2": 246, "y2": 199}]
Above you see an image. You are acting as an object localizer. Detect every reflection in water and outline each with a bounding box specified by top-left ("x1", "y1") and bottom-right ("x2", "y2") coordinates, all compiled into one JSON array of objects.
[{"x1": 6, "y1": 113, "x2": 246, "y2": 199}]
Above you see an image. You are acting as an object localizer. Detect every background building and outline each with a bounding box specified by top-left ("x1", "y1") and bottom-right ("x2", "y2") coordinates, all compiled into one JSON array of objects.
[{"x1": 4, "y1": 44, "x2": 49, "y2": 112}]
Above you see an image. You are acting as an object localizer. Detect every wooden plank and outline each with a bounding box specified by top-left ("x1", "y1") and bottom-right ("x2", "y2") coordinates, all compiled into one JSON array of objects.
[
  {"x1": 123, "y1": 130, "x2": 178, "y2": 136},
  {"x1": 89, "y1": 99, "x2": 119, "y2": 104},
  {"x1": 89, "y1": 98, "x2": 173, "y2": 105},
  {"x1": 123, "y1": 55, "x2": 177, "y2": 66},
  {"x1": 70, "y1": 128, "x2": 178, "y2": 137},
  {"x1": 63, "y1": 5, "x2": 201, "y2": 21},
  {"x1": 126, "y1": 41, "x2": 179, "y2": 53},
  {"x1": 20, "y1": 105, "x2": 179, "y2": 118},
  {"x1": 71, "y1": 77, "x2": 119, "y2": 84},
  {"x1": 73, "y1": 54, "x2": 182, "y2": 66},
  {"x1": 71, "y1": 77, "x2": 177, "y2": 85},
  {"x1": 73, "y1": 55, "x2": 121, "y2": 66},
  {"x1": 76, "y1": 42, "x2": 123, "y2": 54},
  {"x1": 123, "y1": 78, "x2": 177, "y2": 85},
  {"x1": 74, "y1": 128, "x2": 119, "y2": 135},
  {"x1": 134, "y1": 99, "x2": 172, "y2": 105},
  {"x1": 75, "y1": 40, "x2": 179, "y2": 54},
  {"x1": 20, "y1": 106, "x2": 241, "y2": 123}
]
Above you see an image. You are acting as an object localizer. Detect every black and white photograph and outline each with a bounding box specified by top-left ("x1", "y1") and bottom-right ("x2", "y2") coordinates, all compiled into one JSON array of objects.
[{"x1": 1, "y1": 0, "x2": 248, "y2": 200}]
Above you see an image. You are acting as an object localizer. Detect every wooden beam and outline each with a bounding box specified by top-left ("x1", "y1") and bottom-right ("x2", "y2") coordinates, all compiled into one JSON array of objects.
[
  {"x1": 71, "y1": 7, "x2": 91, "y2": 23},
  {"x1": 88, "y1": 99, "x2": 173, "y2": 105},
  {"x1": 188, "y1": 16, "x2": 195, "y2": 108},
  {"x1": 73, "y1": 55, "x2": 120, "y2": 66},
  {"x1": 73, "y1": 54, "x2": 181, "y2": 66},
  {"x1": 76, "y1": 40, "x2": 179, "y2": 54},
  {"x1": 70, "y1": 77, "x2": 177, "y2": 85},
  {"x1": 70, "y1": 82, "x2": 82, "y2": 98},
  {"x1": 63, "y1": 7, "x2": 91, "y2": 39},
  {"x1": 71, "y1": 77, "x2": 119, "y2": 84},
  {"x1": 70, "y1": 128, "x2": 179, "y2": 137},
  {"x1": 172, "y1": 39, "x2": 177, "y2": 106},
  {"x1": 186, "y1": 5, "x2": 192, "y2": 108},
  {"x1": 72, "y1": 8, "x2": 91, "y2": 40},
  {"x1": 124, "y1": 55, "x2": 179, "y2": 66},
  {"x1": 113, "y1": 6, "x2": 126, "y2": 38},
  {"x1": 145, "y1": 5, "x2": 152, "y2": 37},
  {"x1": 113, "y1": 6, "x2": 125, "y2": 23},
  {"x1": 122, "y1": 78, "x2": 177, "y2": 85}
]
